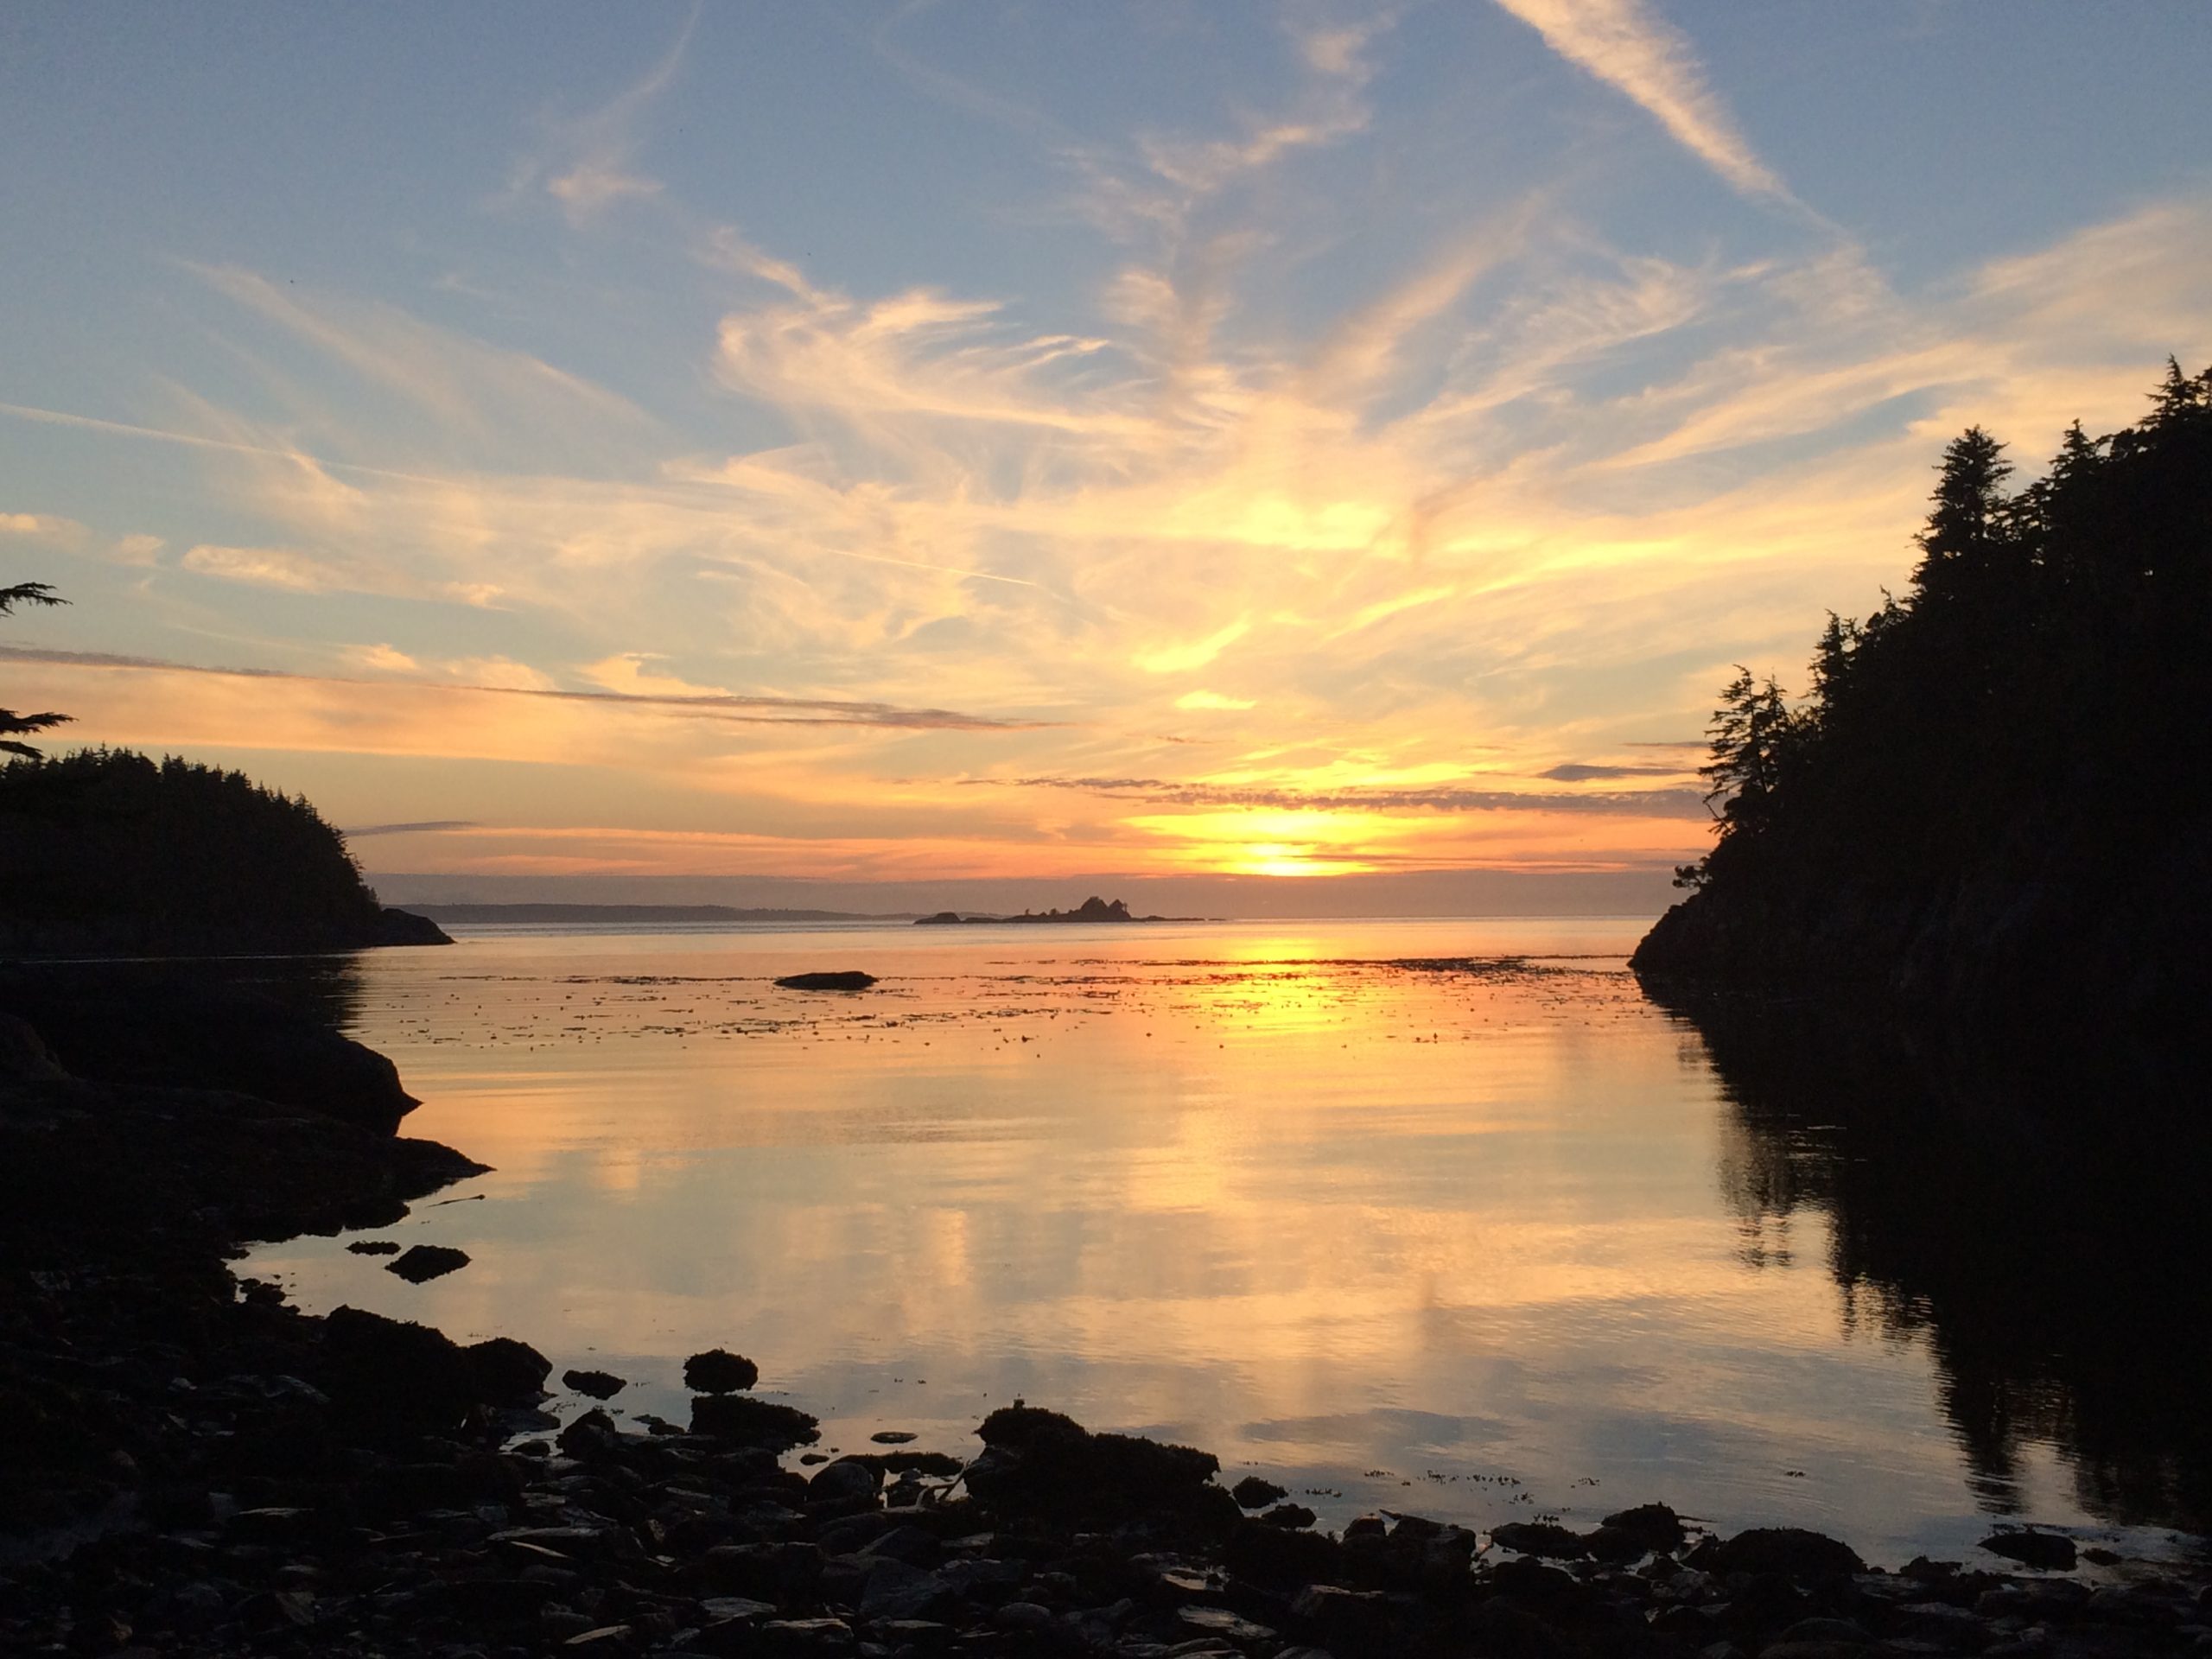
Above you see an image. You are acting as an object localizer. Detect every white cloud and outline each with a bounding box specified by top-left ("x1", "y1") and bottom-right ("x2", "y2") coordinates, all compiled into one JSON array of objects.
[
  {"x1": 0, "y1": 511, "x2": 88, "y2": 544},
  {"x1": 1489, "y1": 0, "x2": 1791, "y2": 202},
  {"x1": 112, "y1": 533, "x2": 167, "y2": 566},
  {"x1": 1175, "y1": 690, "x2": 1257, "y2": 711},
  {"x1": 179, "y1": 543, "x2": 346, "y2": 593}
]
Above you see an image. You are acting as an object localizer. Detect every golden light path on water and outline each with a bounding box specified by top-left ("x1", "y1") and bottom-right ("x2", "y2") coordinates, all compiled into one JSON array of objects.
[{"x1": 246, "y1": 918, "x2": 2108, "y2": 1564}]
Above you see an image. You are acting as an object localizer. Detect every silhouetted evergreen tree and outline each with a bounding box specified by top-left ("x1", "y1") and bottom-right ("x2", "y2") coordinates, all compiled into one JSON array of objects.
[
  {"x1": 1639, "y1": 361, "x2": 2212, "y2": 1066},
  {"x1": 0, "y1": 582, "x2": 71, "y2": 760},
  {"x1": 0, "y1": 748, "x2": 401, "y2": 957}
]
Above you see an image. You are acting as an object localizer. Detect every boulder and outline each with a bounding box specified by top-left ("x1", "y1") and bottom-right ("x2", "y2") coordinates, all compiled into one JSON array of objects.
[
  {"x1": 373, "y1": 906, "x2": 454, "y2": 946},
  {"x1": 4, "y1": 983, "x2": 421, "y2": 1133},
  {"x1": 684, "y1": 1348, "x2": 760, "y2": 1394},
  {"x1": 967, "y1": 1404, "x2": 1222, "y2": 1523},
  {"x1": 773, "y1": 971, "x2": 877, "y2": 992},
  {"x1": 1492, "y1": 1521, "x2": 1590, "y2": 1560},
  {"x1": 0, "y1": 1014, "x2": 68, "y2": 1081},
  {"x1": 691, "y1": 1393, "x2": 822, "y2": 1449},
  {"x1": 318, "y1": 1305, "x2": 474, "y2": 1430},
  {"x1": 385, "y1": 1244, "x2": 470, "y2": 1283},
  {"x1": 1231, "y1": 1475, "x2": 1288, "y2": 1509},
  {"x1": 1980, "y1": 1529, "x2": 2077, "y2": 1571},
  {"x1": 1602, "y1": 1502, "x2": 1686, "y2": 1550},
  {"x1": 1698, "y1": 1528, "x2": 1866, "y2": 1580},
  {"x1": 807, "y1": 1460, "x2": 880, "y2": 1503},
  {"x1": 464, "y1": 1337, "x2": 552, "y2": 1405}
]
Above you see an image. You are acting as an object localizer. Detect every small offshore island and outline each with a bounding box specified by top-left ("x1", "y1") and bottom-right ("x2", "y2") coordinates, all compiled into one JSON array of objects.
[{"x1": 916, "y1": 897, "x2": 1200, "y2": 925}]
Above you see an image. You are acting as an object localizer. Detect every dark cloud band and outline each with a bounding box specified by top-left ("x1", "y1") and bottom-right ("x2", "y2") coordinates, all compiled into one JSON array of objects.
[{"x1": 0, "y1": 645, "x2": 1046, "y2": 733}]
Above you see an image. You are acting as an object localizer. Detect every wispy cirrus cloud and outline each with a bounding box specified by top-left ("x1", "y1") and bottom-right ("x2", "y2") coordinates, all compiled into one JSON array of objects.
[
  {"x1": 342, "y1": 819, "x2": 480, "y2": 837},
  {"x1": 965, "y1": 772, "x2": 1708, "y2": 819},
  {"x1": 514, "y1": 9, "x2": 695, "y2": 224},
  {"x1": 0, "y1": 511, "x2": 89, "y2": 543},
  {"x1": 0, "y1": 645, "x2": 1054, "y2": 732},
  {"x1": 1488, "y1": 0, "x2": 1791, "y2": 202}
]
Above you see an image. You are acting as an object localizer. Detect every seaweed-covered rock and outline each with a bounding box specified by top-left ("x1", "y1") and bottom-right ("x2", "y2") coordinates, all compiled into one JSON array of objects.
[
  {"x1": 1493, "y1": 1521, "x2": 1590, "y2": 1560},
  {"x1": 318, "y1": 1305, "x2": 474, "y2": 1430},
  {"x1": 463, "y1": 1336, "x2": 552, "y2": 1404},
  {"x1": 968, "y1": 1403, "x2": 1223, "y2": 1524},
  {"x1": 385, "y1": 1243, "x2": 470, "y2": 1282},
  {"x1": 691, "y1": 1393, "x2": 821, "y2": 1449},
  {"x1": 1592, "y1": 1501, "x2": 1686, "y2": 1558},
  {"x1": 1697, "y1": 1527, "x2": 1866, "y2": 1579},
  {"x1": 1231, "y1": 1474, "x2": 1288, "y2": 1509},
  {"x1": 1980, "y1": 1529, "x2": 2077, "y2": 1571},
  {"x1": 774, "y1": 971, "x2": 877, "y2": 991},
  {"x1": 685, "y1": 1347, "x2": 760, "y2": 1393}
]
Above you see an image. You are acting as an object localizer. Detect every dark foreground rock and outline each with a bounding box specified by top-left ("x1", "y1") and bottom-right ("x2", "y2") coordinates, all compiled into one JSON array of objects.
[
  {"x1": 372, "y1": 905, "x2": 454, "y2": 946},
  {"x1": 0, "y1": 977, "x2": 423, "y2": 1132}
]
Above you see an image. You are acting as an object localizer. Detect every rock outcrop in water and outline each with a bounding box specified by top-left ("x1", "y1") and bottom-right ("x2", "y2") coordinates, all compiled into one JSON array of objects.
[
  {"x1": 0, "y1": 970, "x2": 423, "y2": 1132},
  {"x1": 773, "y1": 970, "x2": 878, "y2": 991},
  {"x1": 1633, "y1": 364, "x2": 2212, "y2": 1076},
  {"x1": 916, "y1": 896, "x2": 1198, "y2": 925}
]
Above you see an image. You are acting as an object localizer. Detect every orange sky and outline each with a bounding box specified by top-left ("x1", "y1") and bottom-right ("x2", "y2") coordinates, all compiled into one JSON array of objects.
[{"x1": 4, "y1": 7, "x2": 2208, "y2": 906}]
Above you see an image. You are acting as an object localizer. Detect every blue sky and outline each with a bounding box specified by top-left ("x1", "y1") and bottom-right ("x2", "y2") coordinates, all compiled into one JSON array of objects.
[{"x1": 3, "y1": 3, "x2": 2208, "y2": 903}]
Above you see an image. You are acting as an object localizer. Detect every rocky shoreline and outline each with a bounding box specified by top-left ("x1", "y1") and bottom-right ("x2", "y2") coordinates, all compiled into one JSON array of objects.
[{"x1": 4, "y1": 1023, "x2": 2209, "y2": 1659}]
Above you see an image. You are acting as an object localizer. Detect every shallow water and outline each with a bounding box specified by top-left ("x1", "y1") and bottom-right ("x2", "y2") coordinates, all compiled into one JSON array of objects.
[{"x1": 241, "y1": 918, "x2": 2204, "y2": 1566}]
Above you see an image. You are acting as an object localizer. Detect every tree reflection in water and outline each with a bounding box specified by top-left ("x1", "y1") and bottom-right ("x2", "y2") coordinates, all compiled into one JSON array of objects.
[
  {"x1": 1658, "y1": 988, "x2": 2212, "y2": 1535},
  {"x1": 1, "y1": 950, "x2": 367, "y2": 1038}
]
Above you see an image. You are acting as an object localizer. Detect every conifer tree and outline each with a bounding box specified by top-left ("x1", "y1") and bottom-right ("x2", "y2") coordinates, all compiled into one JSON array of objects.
[{"x1": 0, "y1": 582, "x2": 70, "y2": 760}]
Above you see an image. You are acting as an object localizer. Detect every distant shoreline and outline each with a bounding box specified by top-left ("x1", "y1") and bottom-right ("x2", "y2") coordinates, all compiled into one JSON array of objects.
[{"x1": 404, "y1": 903, "x2": 919, "y2": 925}]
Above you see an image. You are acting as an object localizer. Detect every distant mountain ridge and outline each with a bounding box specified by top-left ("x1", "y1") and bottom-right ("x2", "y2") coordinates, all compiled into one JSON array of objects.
[{"x1": 414, "y1": 903, "x2": 916, "y2": 925}]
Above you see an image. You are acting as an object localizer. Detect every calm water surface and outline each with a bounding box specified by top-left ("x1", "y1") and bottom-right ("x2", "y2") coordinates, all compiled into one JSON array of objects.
[{"x1": 243, "y1": 918, "x2": 2201, "y2": 1566}]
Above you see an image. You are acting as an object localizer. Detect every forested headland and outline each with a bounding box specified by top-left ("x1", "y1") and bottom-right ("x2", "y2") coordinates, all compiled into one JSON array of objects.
[
  {"x1": 0, "y1": 747, "x2": 448, "y2": 957},
  {"x1": 1634, "y1": 362, "x2": 2211, "y2": 1071}
]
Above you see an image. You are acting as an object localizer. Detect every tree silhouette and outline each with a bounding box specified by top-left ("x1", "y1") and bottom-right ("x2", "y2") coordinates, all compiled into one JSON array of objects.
[
  {"x1": 0, "y1": 582, "x2": 70, "y2": 760},
  {"x1": 0, "y1": 747, "x2": 399, "y2": 956},
  {"x1": 1698, "y1": 666, "x2": 1796, "y2": 834},
  {"x1": 1640, "y1": 359, "x2": 2212, "y2": 1064}
]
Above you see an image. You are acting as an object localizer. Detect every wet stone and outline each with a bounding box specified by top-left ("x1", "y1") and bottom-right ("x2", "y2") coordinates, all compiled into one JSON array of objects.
[
  {"x1": 563, "y1": 1369, "x2": 628, "y2": 1400},
  {"x1": 385, "y1": 1244, "x2": 472, "y2": 1283},
  {"x1": 1177, "y1": 1605, "x2": 1277, "y2": 1644},
  {"x1": 757, "y1": 1617, "x2": 855, "y2": 1653},
  {"x1": 808, "y1": 1460, "x2": 880, "y2": 1503},
  {"x1": 1494, "y1": 1521, "x2": 1592, "y2": 1560},
  {"x1": 684, "y1": 1349, "x2": 760, "y2": 1395},
  {"x1": 1230, "y1": 1476, "x2": 1287, "y2": 1510},
  {"x1": 1981, "y1": 1531, "x2": 2079, "y2": 1572}
]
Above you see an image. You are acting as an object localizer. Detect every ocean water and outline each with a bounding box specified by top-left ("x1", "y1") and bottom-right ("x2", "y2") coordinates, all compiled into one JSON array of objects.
[{"x1": 242, "y1": 917, "x2": 2205, "y2": 1567}]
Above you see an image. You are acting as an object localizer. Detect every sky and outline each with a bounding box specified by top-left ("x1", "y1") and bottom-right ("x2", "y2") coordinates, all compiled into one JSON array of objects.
[{"x1": 3, "y1": 3, "x2": 2208, "y2": 912}]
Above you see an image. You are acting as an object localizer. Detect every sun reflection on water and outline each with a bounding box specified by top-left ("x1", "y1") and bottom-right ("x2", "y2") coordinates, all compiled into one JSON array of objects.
[{"x1": 238, "y1": 918, "x2": 2145, "y2": 1564}]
